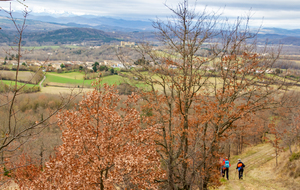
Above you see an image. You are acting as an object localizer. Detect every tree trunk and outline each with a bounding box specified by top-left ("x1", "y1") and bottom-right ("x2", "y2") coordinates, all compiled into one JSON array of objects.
[
  {"x1": 241, "y1": 135, "x2": 243, "y2": 153},
  {"x1": 168, "y1": 158, "x2": 175, "y2": 190},
  {"x1": 275, "y1": 145, "x2": 278, "y2": 167},
  {"x1": 99, "y1": 171, "x2": 104, "y2": 190},
  {"x1": 228, "y1": 143, "x2": 231, "y2": 159},
  {"x1": 201, "y1": 176, "x2": 209, "y2": 190}
]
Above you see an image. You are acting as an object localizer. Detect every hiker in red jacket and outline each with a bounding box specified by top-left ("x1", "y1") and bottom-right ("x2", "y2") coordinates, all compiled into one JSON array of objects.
[{"x1": 222, "y1": 157, "x2": 231, "y2": 180}]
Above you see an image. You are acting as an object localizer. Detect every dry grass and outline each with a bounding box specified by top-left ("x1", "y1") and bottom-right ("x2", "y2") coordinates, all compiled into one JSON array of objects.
[
  {"x1": 218, "y1": 143, "x2": 300, "y2": 190},
  {"x1": 0, "y1": 70, "x2": 36, "y2": 82},
  {"x1": 40, "y1": 86, "x2": 93, "y2": 94},
  {"x1": 0, "y1": 181, "x2": 19, "y2": 190}
]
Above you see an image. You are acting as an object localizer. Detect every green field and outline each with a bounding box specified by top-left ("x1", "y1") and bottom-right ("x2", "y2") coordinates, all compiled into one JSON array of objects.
[
  {"x1": 45, "y1": 72, "x2": 126, "y2": 87},
  {"x1": 4, "y1": 69, "x2": 293, "y2": 94},
  {"x1": 1, "y1": 80, "x2": 40, "y2": 93},
  {"x1": 1, "y1": 80, "x2": 37, "y2": 87},
  {"x1": 11, "y1": 45, "x2": 79, "y2": 50},
  {"x1": 63, "y1": 45, "x2": 80, "y2": 49},
  {"x1": 11, "y1": 46, "x2": 61, "y2": 50}
]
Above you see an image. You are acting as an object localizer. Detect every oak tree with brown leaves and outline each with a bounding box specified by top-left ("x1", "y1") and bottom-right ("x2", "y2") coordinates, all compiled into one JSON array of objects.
[{"x1": 17, "y1": 84, "x2": 165, "y2": 190}]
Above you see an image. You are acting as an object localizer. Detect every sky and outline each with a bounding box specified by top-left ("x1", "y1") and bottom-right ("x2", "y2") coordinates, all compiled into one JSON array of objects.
[{"x1": 1, "y1": 0, "x2": 300, "y2": 29}]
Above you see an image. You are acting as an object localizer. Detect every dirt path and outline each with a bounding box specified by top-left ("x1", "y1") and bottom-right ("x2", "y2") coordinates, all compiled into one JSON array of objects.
[
  {"x1": 218, "y1": 143, "x2": 300, "y2": 190},
  {"x1": 39, "y1": 75, "x2": 46, "y2": 89}
]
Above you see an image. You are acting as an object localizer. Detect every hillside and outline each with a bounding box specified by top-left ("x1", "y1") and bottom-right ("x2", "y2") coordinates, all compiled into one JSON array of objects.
[
  {"x1": 0, "y1": 27, "x2": 119, "y2": 46},
  {"x1": 0, "y1": 12, "x2": 153, "y2": 32},
  {"x1": 0, "y1": 16, "x2": 67, "y2": 31},
  {"x1": 218, "y1": 143, "x2": 300, "y2": 190},
  {"x1": 260, "y1": 28, "x2": 300, "y2": 37},
  {"x1": 269, "y1": 36, "x2": 300, "y2": 46},
  {"x1": 28, "y1": 28, "x2": 118, "y2": 44}
]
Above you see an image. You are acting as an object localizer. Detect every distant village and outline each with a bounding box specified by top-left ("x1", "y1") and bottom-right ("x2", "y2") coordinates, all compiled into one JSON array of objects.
[
  {"x1": 4, "y1": 59, "x2": 124, "y2": 71},
  {"x1": 3, "y1": 58, "x2": 280, "y2": 76},
  {"x1": 0, "y1": 40, "x2": 289, "y2": 75}
]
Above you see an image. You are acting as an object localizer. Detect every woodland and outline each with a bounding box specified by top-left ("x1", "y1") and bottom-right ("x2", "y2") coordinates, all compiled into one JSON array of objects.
[{"x1": 2, "y1": 0, "x2": 300, "y2": 190}]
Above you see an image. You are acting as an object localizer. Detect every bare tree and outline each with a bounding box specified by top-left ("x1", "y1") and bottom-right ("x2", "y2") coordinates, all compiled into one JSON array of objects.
[
  {"x1": 0, "y1": 1, "x2": 79, "y2": 184},
  {"x1": 118, "y1": 1, "x2": 296, "y2": 189}
]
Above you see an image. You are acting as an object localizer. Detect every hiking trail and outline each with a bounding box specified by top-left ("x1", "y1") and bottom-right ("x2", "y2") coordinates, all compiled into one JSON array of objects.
[{"x1": 218, "y1": 143, "x2": 300, "y2": 190}]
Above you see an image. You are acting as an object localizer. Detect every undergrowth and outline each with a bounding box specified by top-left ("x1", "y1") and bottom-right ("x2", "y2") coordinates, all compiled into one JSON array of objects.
[{"x1": 289, "y1": 152, "x2": 300, "y2": 162}]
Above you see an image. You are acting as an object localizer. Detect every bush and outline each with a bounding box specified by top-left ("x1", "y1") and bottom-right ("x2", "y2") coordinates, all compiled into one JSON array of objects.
[
  {"x1": 102, "y1": 72, "x2": 112, "y2": 77},
  {"x1": 117, "y1": 83, "x2": 137, "y2": 95},
  {"x1": 99, "y1": 65, "x2": 108, "y2": 71},
  {"x1": 22, "y1": 86, "x2": 40, "y2": 93},
  {"x1": 83, "y1": 73, "x2": 98, "y2": 80},
  {"x1": 0, "y1": 82, "x2": 10, "y2": 93},
  {"x1": 289, "y1": 152, "x2": 300, "y2": 162},
  {"x1": 118, "y1": 73, "x2": 128, "y2": 78},
  {"x1": 32, "y1": 70, "x2": 44, "y2": 84},
  {"x1": 110, "y1": 68, "x2": 115, "y2": 74},
  {"x1": 295, "y1": 167, "x2": 300, "y2": 178},
  {"x1": 0, "y1": 66, "x2": 10, "y2": 70},
  {"x1": 0, "y1": 82, "x2": 40, "y2": 94},
  {"x1": 28, "y1": 66, "x2": 39, "y2": 72},
  {"x1": 120, "y1": 68, "x2": 129, "y2": 72},
  {"x1": 12, "y1": 65, "x2": 29, "y2": 71}
]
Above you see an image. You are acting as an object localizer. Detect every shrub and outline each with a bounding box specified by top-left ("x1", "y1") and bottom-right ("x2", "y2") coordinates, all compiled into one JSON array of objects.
[
  {"x1": 0, "y1": 66, "x2": 10, "y2": 70},
  {"x1": 110, "y1": 68, "x2": 114, "y2": 74},
  {"x1": 295, "y1": 167, "x2": 300, "y2": 178},
  {"x1": 28, "y1": 66, "x2": 39, "y2": 72},
  {"x1": 22, "y1": 86, "x2": 40, "y2": 93},
  {"x1": 99, "y1": 65, "x2": 108, "y2": 71},
  {"x1": 102, "y1": 72, "x2": 112, "y2": 77},
  {"x1": 116, "y1": 83, "x2": 137, "y2": 95},
  {"x1": 120, "y1": 68, "x2": 129, "y2": 72},
  {"x1": 0, "y1": 82, "x2": 9, "y2": 93},
  {"x1": 12, "y1": 65, "x2": 29, "y2": 71},
  {"x1": 289, "y1": 152, "x2": 300, "y2": 162}
]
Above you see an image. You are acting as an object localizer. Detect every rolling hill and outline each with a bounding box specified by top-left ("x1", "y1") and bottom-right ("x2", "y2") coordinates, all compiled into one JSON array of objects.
[
  {"x1": 0, "y1": 27, "x2": 119, "y2": 46},
  {"x1": 28, "y1": 28, "x2": 118, "y2": 44}
]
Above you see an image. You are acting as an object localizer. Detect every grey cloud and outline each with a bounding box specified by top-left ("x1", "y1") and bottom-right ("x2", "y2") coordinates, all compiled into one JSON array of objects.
[
  {"x1": 3, "y1": 0, "x2": 300, "y2": 28},
  {"x1": 13, "y1": 0, "x2": 300, "y2": 16}
]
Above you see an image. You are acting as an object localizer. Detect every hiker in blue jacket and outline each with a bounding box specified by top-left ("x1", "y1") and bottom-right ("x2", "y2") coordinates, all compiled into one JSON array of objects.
[
  {"x1": 236, "y1": 159, "x2": 246, "y2": 180},
  {"x1": 222, "y1": 157, "x2": 231, "y2": 180}
]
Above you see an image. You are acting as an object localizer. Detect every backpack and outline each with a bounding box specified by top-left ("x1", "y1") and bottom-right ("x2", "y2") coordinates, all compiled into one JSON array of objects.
[
  {"x1": 237, "y1": 163, "x2": 243, "y2": 168},
  {"x1": 225, "y1": 160, "x2": 230, "y2": 168},
  {"x1": 237, "y1": 162, "x2": 243, "y2": 171}
]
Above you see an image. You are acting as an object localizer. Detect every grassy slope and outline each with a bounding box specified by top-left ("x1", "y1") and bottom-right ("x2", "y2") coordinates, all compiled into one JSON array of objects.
[
  {"x1": 39, "y1": 70, "x2": 300, "y2": 93},
  {"x1": 218, "y1": 143, "x2": 300, "y2": 190},
  {"x1": 11, "y1": 45, "x2": 80, "y2": 50},
  {"x1": 45, "y1": 72, "x2": 125, "y2": 87},
  {"x1": 11, "y1": 46, "x2": 61, "y2": 50},
  {"x1": 1, "y1": 80, "x2": 37, "y2": 87},
  {"x1": 40, "y1": 86, "x2": 92, "y2": 94}
]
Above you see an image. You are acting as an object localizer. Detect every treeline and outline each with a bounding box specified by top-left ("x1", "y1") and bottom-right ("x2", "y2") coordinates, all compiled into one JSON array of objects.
[
  {"x1": 0, "y1": 82, "x2": 40, "y2": 93},
  {"x1": 0, "y1": 28, "x2": 119, "y2": 46},
  {"x1": 0, "y1": 69, "x2": 44, "y2": 85}
]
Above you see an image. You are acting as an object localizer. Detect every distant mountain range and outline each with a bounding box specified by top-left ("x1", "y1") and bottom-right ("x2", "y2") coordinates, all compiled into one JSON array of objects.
[
  {"x1": 0, "y1": 11, "x2": 153, "y2": 32},
  {"x1": 259, "y1": 28, "x2": 300, "y2": 37},
  {"x1": 1, "y1": 11, "x2": 300, "y2": 46}
]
